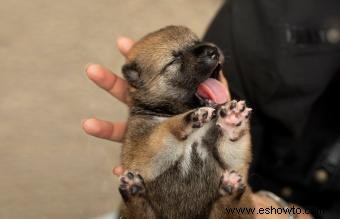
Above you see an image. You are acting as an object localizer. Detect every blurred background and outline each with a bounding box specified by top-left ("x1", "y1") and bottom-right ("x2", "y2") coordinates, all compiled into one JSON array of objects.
[{"x1": 0, "y1": 0, "x2": 224, "y2": 218}]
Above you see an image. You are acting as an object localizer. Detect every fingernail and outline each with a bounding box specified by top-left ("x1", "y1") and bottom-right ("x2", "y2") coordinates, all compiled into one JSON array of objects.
[
  {"x1": 116, "y1": 36, "x2": 127, "y2": 44},
  {"x1": 81, "y1": 119, "x2": 88, "y2": 127},
  {"x1": 84, "y1": 63, "x2": 94, "y2": 73},
  {"x1": 113, "y1": 166, "x2": 124, "y2": 176}
]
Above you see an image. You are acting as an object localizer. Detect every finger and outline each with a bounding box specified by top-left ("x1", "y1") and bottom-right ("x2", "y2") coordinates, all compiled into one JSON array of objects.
[
  {"x1": 112, "y1": 165, "x2": 125, "y2": 176},
  {"x1": 82, "y1": 118, "x2": 127, "y2": 142},
  {"x1": 86, "y1": 64, "x2": 128, "y2": 104},
  {"x1": 117, "y1": 37, "x2": 135, "y2": 57}
]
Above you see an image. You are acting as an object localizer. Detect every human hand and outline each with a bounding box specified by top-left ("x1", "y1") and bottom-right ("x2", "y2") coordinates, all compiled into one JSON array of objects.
[{"x1": 82, "y1": 37, "x2": 135, "y2": 176}]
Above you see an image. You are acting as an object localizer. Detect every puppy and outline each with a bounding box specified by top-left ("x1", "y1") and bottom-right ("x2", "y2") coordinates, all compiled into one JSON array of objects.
[{"x1": 118, "y1": 26, "x2": 254, "y2": 219}]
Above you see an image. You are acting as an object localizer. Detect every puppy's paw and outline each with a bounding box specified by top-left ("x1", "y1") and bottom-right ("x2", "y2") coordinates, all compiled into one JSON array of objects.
[
  {"x1": 217, "y1": 100, "x2": 252, "y2": 141},
  {"x1": 219, "y1": 170, "x2": 245, "y2": 197},
  {"x1": 119, "y1": 171, "x2": 145, "y2": 202},
  {"x1": 189, "y1": 107, "x2": 216, "y2": 128}
]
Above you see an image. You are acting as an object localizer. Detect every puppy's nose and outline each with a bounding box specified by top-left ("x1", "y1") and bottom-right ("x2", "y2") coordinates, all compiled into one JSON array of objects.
[
  {"x1": 204, "y1": 46, "x2": 219, "y2": 60},
  {"x1": 192, "y1": 43, "x2": 220, "y2": 61}
]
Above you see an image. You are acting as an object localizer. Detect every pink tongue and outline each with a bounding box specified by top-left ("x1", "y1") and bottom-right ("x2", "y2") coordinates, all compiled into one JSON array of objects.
[{"x1": 196, "y1": 78, "x2": 229, "y2": 104}]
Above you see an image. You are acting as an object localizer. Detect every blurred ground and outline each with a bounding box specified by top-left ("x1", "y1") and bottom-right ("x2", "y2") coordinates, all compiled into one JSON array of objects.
[{"x1": 0, "y1": 0, "x2": 223, "y2": 218}]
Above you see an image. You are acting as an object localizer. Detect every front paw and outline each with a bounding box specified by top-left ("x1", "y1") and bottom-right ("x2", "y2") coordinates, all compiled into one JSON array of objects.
[
  {"x1": 219, "y1": 170, "x2": 245, "y2": 197},
  {"x1": 189, "y1": 107, "x2": 216, "y2": 128},
  {"x1": 119, "y1": 171, "x2": 145, "y2": 202},
  {"x1": 217, "y1": 100, "x2": 252, "y2": 141}
]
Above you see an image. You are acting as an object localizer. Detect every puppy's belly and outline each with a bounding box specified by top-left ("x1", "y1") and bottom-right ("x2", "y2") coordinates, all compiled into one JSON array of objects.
[
  {"x1": 146, "y1": 152, "x2": 222, "y2": 219},
  {"x1": 149, "y1": 120, "x2": 220, "y2": 178},
  {"x1": 145, "y1": 123, "x2": 224, "y2": 219}
]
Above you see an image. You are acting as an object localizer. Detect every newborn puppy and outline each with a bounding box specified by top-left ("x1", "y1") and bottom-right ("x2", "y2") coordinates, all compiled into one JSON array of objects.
[{"x1": 118, "y1": 26, "x2": 254, "y2": 219}]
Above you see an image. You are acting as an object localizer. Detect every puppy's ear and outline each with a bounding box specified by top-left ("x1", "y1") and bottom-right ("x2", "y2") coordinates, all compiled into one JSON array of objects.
[{"x1": 122, "y1": 62, "x2": 143, "y2": 88}]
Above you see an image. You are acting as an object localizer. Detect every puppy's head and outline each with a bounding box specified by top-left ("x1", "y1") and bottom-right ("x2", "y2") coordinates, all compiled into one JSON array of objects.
[{"x1": 123, "y1": 25, "x2": 230, "y2": 115}]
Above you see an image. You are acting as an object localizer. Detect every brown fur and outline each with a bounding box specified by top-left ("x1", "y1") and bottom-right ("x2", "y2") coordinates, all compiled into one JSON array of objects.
[{"x1": 119, "y1": 26, "x2": 254, "y2": 219}]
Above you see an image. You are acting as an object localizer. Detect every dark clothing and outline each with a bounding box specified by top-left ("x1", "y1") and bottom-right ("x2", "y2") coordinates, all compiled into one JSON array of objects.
[{"x1": 204, "y1": 1, "x2": 340, "y2": 218}]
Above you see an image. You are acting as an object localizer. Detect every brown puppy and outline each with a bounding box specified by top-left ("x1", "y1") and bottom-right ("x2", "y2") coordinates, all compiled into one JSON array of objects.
[{"x1": 119, "y1": 26, "x2": 254, "y2": 219}]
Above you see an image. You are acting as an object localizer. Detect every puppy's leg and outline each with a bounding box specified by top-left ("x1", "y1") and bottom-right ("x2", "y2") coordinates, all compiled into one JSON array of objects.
[
  {"x1": 119, "y1": 171, "x2": 156, "y2": 219},
  {"x1": 169, "y1": 107, "x2": 216, "y2": 140},
  {"x1": 209, "y1": 100, "x2": 254, "y2": 219},
  {"x1": 214, "y1": 100, "x2": 252, "y2": 173}
]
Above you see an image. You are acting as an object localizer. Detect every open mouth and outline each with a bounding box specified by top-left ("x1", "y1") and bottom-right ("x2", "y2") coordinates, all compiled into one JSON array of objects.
[{"x1": 195, "y1": 63, "x2": 230, "y2": 106}]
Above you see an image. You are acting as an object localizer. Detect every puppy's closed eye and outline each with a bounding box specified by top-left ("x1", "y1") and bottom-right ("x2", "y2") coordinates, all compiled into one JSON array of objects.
[
  {"x1": 161, "y1": 52, "x2": 183, "y2": 73},
  {"x1": 169, "y1": 52, "x2": 183, "y2": 65},
  {"x1": 172, "y1": 51, "x2": 183, "y2": 60}
]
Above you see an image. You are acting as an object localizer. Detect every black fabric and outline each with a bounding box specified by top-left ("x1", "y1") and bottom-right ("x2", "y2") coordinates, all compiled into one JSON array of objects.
[{"x1": 204, "y1": 1, "x2": 340, "y2": 218}]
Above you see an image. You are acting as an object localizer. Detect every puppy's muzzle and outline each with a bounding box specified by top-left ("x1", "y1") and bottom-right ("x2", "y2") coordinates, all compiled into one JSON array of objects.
[
  {"x1": 202, "y1": 46, "x2": 219, "y2": 61},
  {"x1": 192, "y1": 43, "x2": 221, "y2": 63}
]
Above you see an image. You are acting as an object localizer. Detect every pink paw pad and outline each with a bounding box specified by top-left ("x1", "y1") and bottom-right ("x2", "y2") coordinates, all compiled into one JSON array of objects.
[
  {"x1": 216, "y1": 100, "x2": 252, "y2": 141},
  {"x1": 219, "y1": 170, "x2": 245, "y2": 196}
]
